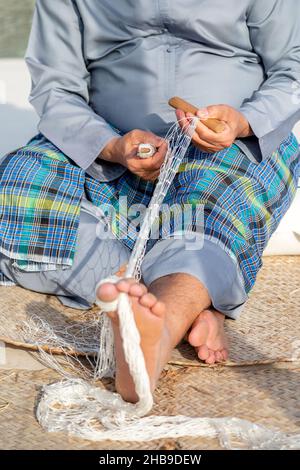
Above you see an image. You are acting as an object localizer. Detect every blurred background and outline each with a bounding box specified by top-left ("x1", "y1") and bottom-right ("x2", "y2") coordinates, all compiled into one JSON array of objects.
[
  {"x1": 0, "y1": 0, "x2": 299, "y2": 254},
  {"x1": 0, "y1": 0, "x2": 35, "y2": 58},
  {"x1": 0, "y1": 0, "x2": 38, "y2": 156}
]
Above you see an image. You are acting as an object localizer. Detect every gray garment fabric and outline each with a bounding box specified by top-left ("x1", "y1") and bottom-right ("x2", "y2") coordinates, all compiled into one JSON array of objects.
[
  {"x1": 25, "y1": 0, "x2": 300, "y2": 176},
  {"x1": 0, "y1": 205, "x2": 130, "y2": 310},
  {"x1": 0, "y1": 203, "x2": 247, "y2": 320}
]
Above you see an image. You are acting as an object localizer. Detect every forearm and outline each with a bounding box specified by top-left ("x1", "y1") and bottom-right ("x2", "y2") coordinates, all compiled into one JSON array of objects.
[
  {"x1": 33, "y1": 86, "x2": 120, "y2": 170},
  {"x1": 26, "y1": 0, "x2": 119, "y2": 170},
  {"x1": 242, "y1": 0, "x2": 300, "y2": 154},
  {"x1": 240, "y1": 75, "x2": 300, "y2": 140}
]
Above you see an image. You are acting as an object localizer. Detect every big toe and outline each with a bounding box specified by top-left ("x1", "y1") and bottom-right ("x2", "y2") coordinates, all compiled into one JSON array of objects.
[
  {"x1": 97, "y1": 282, "x2": 119, "y2": 303},
  {"x1": 197, "y1": 344, "x2": 210, "y2": 361}
]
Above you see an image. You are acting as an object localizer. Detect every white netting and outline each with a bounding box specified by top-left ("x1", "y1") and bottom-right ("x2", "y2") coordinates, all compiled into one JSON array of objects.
[
  {"x1": 36, "y1": 381, "x2": 300, "y2": 449},
  {"x1": 25, "y1": 118, "x2": 300, "y2": 449}
]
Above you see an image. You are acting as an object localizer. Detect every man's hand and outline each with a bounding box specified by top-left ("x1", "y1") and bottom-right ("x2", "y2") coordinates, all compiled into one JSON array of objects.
[
  {"x1": 100, "y1": 130, "x2": 168, "y2": 181},
  {"x1": 176, "y1": 104, "x2": 253, "y2": 153}
]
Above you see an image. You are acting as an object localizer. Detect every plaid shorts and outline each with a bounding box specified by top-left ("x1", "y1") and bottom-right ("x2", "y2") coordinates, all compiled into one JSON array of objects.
[{"x1": 0, "y1": 132, "x2": 299, "y2": 294}]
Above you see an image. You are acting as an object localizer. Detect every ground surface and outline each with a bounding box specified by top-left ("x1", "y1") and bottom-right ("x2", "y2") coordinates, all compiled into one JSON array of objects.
[{"x1": 0, "y1": 256, "x2": 299, "y2": 450}]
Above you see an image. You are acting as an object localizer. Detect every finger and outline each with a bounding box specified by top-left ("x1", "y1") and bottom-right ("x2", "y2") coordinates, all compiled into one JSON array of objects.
[
  {"x1": 191, "y1": 132, "x2": 225, "y2": 153},
  {"x1": 176, "y1": 109, "x2": 191, "y2": 132},
  {"x1": 186, "y1": 112, "x2": 232, "y2": 146},
  {"x1": 196, "y1": 120, "x2": 232, "y2": 146},
  {"x1": 175, "y1": 109, "x2": 187, "y2": 128},
  {"x1": 200, "y1": 104, "x2": 231, "y2": 121},
  {"x1": 175, "y1": 109, "x2": 184, "y2": 122},
  {"x1": 147, "y1": 142, "x2": 168, "y2": 170},
  {"x1": 156, "y1": 139, "x2": 168, "y2": 157},
  {"x1": 192, "y1": 141, "x2": 219, "y2": 153},
  {"x1": 133, "y1": 130, "x2": 165, "y2": 148},
  {"x1": 136, "y1": 152, "x2": 164, "y2": 171},
  {"x1": 135, "y1": 143, "x2": 167, "y2": 171},
  {"x1": 193, "y1": 143, "x2": 219, "y2": 153},
  {"x1": 129, "y1": 147, "x2": 163, "y2": 168},
  {"x1": 139, "y1": 171, "x2": 160, "y2": 182},
  {"x1": 136, "y1": 168, "x2": 160, "y2": 179},
  {"x1": 129, "y1": 134, "x2": 168, "y2": 170},
  {"x1": 145, "y1": 170, "x2": 160, "y2": 181}
]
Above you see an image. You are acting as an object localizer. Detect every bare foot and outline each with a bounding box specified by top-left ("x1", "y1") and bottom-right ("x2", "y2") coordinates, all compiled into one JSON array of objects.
[
  {"x1": 96, "y1": 279, "x2": 167, "y2": 403},
  {"x1": 187, "y1": 309, "x2": 229, "y2": 364}
]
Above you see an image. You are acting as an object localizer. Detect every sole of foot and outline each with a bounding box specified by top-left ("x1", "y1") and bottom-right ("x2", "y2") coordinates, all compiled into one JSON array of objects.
[
  {"x1": 97, "y1": 278, "x2": 167, "y2": 402},
  {"x1": 188, "y1": 309, "x2": 229, "y2": 364}
]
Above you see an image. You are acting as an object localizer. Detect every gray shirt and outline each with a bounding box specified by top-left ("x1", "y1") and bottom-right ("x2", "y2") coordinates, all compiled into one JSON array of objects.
[{"x1": 25, "y1": 0, "x2": 300, "y2": 178}]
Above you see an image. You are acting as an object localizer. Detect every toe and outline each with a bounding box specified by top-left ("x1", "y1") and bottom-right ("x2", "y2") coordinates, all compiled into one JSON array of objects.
[
  {"x1": 221, "y1": 348, "x2": 229, "y2": 361},
  {"x1": 128, "y1": 282, "x2": 148, "y2": 297},
  {"x1": 205, "y1": 351, "x2": 216, "y2": 365},
  {"x1": 116, "y1": 278, "x2": 136, "y2": 293},
  {"x1": 151, "y1": 300, "x2": 166, "y2": 317},
  {"x1": 197, "y1": 344, "x2": 210, "y2": 361},
  {"x1": 139, "y1": 292, "x2": 158, "y2": 309},
  {"x1": 215, "y1": 351, "x2": 223, "y2": 363},
  {"x1": 97, "y1": 282, "x2": 119, "y2": 302}
]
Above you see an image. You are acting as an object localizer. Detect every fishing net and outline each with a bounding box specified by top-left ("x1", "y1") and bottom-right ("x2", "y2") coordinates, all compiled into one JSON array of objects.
[{"x1": 21, "y1": 118, "x2": 300, "y2": 449}]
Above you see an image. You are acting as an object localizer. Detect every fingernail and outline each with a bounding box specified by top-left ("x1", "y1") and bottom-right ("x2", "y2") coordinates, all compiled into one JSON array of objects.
[{"x1": 197, "y1": 108, "x2": 209, "y2": 119}]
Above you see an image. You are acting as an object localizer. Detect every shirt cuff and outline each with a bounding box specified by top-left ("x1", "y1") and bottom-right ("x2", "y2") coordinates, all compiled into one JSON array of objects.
[
  {"x1": 39, "y1": 117, "x2": 120, "y2": 171},
  {"x1": 240, "y1": 105, "x2": 300, "y2": 160}
]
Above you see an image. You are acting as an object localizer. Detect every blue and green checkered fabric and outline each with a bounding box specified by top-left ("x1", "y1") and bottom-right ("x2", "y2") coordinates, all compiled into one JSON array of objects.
[{"x1": 0, "y1": 132, "x2": 299, "y2": 293}]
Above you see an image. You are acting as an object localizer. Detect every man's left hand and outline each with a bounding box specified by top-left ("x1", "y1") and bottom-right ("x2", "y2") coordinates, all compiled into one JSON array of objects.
[{"x1": 176, "y1": 104, "x2": 253, "y2": 153}]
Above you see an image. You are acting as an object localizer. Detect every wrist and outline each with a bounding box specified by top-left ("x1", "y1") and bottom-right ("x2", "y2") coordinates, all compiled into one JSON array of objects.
[
  {"x1": 237, "y1": 112, "x2": 253, "y2": 138},
  {"x1": 97, "y1": 137, "x2": 122, "y2": 164}
]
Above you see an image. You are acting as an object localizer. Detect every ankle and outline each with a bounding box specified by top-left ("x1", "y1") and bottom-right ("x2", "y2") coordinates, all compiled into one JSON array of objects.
[
  {"x1": 213, "y1": 310, "x2": 225, "y2": 322},
  {"x1": 201, "y1": 308, "x2": 225, "y2": 323}
]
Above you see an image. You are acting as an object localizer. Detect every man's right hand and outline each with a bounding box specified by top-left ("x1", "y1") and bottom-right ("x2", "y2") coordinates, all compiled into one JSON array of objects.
[{"x1": 100, "y1": 130, "x2": 168, "y2": 182}]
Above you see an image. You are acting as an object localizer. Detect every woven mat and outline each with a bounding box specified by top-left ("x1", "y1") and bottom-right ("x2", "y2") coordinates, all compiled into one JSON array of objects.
[
  {"x1": 0, "y1": 363, "x2": 299, "y2": 450},
  {"x1": 0, "y1": 256, "x2": 299, "y2": 449},
  {"x1": 173, "y1": 256, "x2": 300, "y2": 366},
  {"x1": 0, "y1": 256, "x2": 299, "y2": 365}
]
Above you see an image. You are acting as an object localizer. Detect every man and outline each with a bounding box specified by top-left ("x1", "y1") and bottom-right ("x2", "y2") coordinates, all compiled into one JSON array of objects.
[{"x1": 0, "y1": 0, "x2": 299, "y2": 402}]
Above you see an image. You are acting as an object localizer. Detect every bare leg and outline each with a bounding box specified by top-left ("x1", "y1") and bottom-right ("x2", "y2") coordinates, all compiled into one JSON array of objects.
[
  {"x1": 151, "y1": 275, "x2": 228, "y2": 365},
  {"x1": 97, "y1": 272, "x2": 214, "y2": 402}
]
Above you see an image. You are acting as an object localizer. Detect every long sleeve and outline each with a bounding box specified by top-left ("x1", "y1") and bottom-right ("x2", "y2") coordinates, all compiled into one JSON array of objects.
[
  {"x1": 25, "y1": 0, "x2": 119, "y2": 170},
  {"x1": 240, "y1": 0, "x2": 300, "y2": 158}
]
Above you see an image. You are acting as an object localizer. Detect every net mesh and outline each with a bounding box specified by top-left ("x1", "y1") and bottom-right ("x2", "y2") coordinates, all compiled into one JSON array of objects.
[{"x1": 20, "y1": 118, "x2": 300, "y2": 449}]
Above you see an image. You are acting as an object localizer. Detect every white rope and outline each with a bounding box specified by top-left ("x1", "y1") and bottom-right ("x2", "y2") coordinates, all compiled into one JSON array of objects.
[
  {"x1": 137, "y1": 143, "x2": 156, "y2": 158},
  {"x1": 36, "y1": 380, "x2": 300, "y2": 449},
  {"x1": 34, "y1": 118, "x2": 300, "y2": 448},
  {"x1": 95, "y1": 276, "x2": 120, "y2": 312}
]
